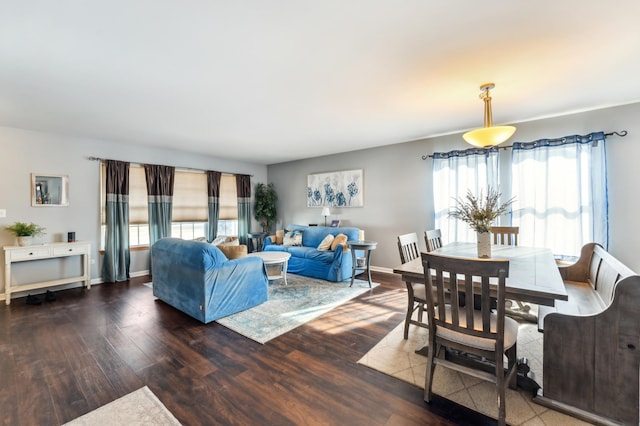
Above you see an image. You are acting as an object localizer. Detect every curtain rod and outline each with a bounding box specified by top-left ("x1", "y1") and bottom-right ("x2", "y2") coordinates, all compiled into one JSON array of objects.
[
  {"x1": 420, "y1": 130, "x2": 628, "y2": 160},
  {"x1": 86, "y1": 156, "x2": 253, "y2": 177}
]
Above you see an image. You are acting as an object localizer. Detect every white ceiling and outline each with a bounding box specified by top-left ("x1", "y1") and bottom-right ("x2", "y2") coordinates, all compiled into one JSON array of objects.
[{"x1": 2, "y1": 1, "x2": 640, "y2": 164}]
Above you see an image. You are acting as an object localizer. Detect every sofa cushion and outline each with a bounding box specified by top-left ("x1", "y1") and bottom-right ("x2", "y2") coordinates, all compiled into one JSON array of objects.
[
  {"x1": 331, "y1": 233, "x2": 348, "y2": 252},
  {"x1": 276, "y1": 229, "x2": 284, "y2": 245},
  {"x1": 275, "y1": 246, "x2": 335, "y2": 263},
  {"x1": 218, "y1": 244, "x2": 248, "y2": 259},
  {"x1": 317, "y1": 234, "x2": 334, "y2": 251},
  {"x1": 283, "y1": 230, "x2": 303, "y2": 246}
]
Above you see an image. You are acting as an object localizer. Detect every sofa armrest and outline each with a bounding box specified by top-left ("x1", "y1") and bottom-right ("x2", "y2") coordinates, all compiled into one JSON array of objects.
[{"x1": 202, "y1": 256, "x2": 268, "y2": 320}]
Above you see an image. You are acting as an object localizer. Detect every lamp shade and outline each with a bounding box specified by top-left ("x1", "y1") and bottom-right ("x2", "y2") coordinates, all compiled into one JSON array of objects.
[
  {"x1": 463, "y1": 83, "x2": 515, "y2": 148},
  {"x1": 463, "y1": 125, "x2": 516, "y2": 148},
  {"x1": 321, "y1": 207, "x2": 331, "y2": 217}
]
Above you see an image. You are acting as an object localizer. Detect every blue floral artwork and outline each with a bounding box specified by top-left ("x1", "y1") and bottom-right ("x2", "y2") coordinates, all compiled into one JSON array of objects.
[{"x1": 307, "y1": 169, "x2": 363, "y2": 207}]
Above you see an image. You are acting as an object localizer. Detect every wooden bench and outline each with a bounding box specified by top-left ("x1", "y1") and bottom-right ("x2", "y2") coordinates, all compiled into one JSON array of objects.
[{"x1": 534, "y1": 243, "x2": 640, "y2": 425}]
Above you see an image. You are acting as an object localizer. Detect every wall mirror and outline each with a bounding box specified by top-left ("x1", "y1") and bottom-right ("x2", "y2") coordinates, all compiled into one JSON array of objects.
[{"x1": 31, "y1": 173, "x2": 69, "y2": 207}]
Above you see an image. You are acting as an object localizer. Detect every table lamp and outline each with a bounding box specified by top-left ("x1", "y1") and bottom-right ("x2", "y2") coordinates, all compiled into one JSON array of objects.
[{"x1": 321, "y1": 207, "x2": 331, "y2": 226}]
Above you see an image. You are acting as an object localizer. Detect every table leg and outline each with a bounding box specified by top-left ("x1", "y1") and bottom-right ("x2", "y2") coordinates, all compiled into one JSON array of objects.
[
  {"x1": 350, "y1": 249, "x2": 357, "y2": 287},
  {"x1": 282, "y1": 259, "x2": 288, "y2": 285},
  {"x1": 5, "y1": 262, "x2": 11, "y2": 305},
  {"x1": 365, "y1": 249, "x2": 373, "y2": 287}
]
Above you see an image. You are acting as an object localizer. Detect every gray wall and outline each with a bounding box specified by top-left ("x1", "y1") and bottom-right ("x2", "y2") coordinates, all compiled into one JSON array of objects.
[
  {"x1": 0, "y1": 126, "x2": 268, "y2": 298},
  {"x1": 268, "y1": 102, "x2": 640, "y2": 273},
  {"x1": 2, "y1": 101, "x2": 639, "y2": 299}
]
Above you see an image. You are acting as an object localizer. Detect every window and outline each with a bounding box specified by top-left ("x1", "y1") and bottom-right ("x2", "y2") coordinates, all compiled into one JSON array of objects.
[
  {"x1": 101, "y1": 164, "x2": 239, "y2": 249},
  {"x1": 171, "y1": 222, "x2": 207, "y2": 240},
  {"x1": 511, "y1": 133, "x2": 607, "y2": 257},
  {"x1": 217, "y1": 219, "x2": 238, "y2": 237},
  {"x1": 432, "y1": 132, "x2": 607, "y2": 258},
  {"x1": 432, "y1": 147, "x2": 500, "y2": 244}
]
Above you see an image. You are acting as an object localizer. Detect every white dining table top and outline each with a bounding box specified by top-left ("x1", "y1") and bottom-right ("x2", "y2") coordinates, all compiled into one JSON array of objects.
[{"x1": 393, "y1": 242, "x2": 568, "y2": 307}]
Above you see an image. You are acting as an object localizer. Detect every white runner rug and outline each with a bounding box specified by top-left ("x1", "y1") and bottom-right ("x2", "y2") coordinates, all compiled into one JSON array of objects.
[{"x1": 64, "y1": 386, "x2": 181, "y2": 425}]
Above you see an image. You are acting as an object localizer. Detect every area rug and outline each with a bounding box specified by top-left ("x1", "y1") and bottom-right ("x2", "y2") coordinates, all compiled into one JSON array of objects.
[
  {"x1": 216, "y1": 274, "x2": 377, "y2": 344},
  {"x1": 64, "y1": 386, "x2": 181, "y2": 425},
  {"x1": 357, "y1": 319, "x2": 590, "y2": 426}
]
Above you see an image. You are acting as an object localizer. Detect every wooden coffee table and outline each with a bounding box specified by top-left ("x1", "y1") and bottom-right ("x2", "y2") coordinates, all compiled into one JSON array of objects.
[{"x1": 247, "y1": 251, "x2": 291, "y2": 285}]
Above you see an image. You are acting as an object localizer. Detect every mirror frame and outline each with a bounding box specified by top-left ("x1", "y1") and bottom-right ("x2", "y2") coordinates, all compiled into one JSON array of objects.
[{"x1": 31, "y1": 173, "x2": 69, "y2": 207}]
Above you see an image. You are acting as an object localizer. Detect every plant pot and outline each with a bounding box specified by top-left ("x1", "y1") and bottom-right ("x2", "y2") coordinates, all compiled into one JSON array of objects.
[
  {"x1": 476, "y1": 231, "x2": 491, "y2": 258},
  {"x1": 17, "y1": 236, "x2": 33, "y2": 247}
]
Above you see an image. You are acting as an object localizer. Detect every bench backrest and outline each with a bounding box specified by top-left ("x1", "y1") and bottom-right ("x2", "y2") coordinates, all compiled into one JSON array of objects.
[{"x1": 588, "y1": 245, "x2": 636, "y2": 307}]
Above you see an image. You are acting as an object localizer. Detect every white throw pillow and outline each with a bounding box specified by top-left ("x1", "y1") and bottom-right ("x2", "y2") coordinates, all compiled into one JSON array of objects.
[
  {"x1": 211, "y1": 236, "x2": 227, "y2": 246},
  {"x1": 317, "y1": 234, "x2": 334, "y2": 251},
  {"x1": 220, "y1": 238, "x2": 240, "y2": 247},
  {"x1": 283, "y1": 230, "x2": 303, "y2": 246}
]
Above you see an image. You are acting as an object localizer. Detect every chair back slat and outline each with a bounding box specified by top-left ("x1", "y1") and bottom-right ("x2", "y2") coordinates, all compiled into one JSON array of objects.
[{"x1": 397, "y1": 233, "x2": 420, "y2": 264}]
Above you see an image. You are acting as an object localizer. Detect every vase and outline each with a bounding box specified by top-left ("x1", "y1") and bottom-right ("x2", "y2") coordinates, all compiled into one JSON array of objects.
[
  {"x1": 476, "y1": 231, "x2": 491, "y2": 258},
  {"x1": 17, "y1": 236, "x2": 33, "y2": 247}
]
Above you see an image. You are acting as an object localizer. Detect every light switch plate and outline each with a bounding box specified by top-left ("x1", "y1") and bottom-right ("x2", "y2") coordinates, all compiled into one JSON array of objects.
[{"x1": 0, "y1": 209, "x2": 6, "y2": 218}]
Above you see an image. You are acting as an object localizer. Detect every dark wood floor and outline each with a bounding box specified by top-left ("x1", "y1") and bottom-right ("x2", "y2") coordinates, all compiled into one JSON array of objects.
[{"x1": 0, "y1": 271, "x2": 496, "y2": 426}]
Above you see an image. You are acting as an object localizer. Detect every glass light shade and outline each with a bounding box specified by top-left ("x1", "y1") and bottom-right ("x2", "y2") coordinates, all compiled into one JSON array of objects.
[
  {"x1": 321, "y1": 207, "x2": 331, "y2": 217},
  {"x1": 463, "y1": 125, "x2": 516, "y2": 148}
]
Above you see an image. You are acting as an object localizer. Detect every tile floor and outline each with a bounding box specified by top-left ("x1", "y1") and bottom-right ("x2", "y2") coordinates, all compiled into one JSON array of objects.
[{"x1": 358, "y1": 315, "x2": 592, "y2": 425}]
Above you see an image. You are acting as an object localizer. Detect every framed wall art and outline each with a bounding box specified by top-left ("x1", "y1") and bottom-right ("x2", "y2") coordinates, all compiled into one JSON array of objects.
[
  {"x1": 31, "y1": 173, "x2": 69, "y2": 207},
  {"x1": 307, "y1": 169, "x2": 363, "y2": 207}
]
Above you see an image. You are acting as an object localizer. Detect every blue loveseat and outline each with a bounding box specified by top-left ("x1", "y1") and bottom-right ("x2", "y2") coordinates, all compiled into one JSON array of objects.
[
  {"x1": 262, "y1": 225, "x2": 360, "y2": 282},
  {"x1": 151, "y1": 238, "x2": 269, "y2": 323}
]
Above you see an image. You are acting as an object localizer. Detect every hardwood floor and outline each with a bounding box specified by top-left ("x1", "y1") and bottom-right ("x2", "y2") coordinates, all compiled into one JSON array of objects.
[{"x1": 0, "y1": 271, "x2": 495, "y2": 425}]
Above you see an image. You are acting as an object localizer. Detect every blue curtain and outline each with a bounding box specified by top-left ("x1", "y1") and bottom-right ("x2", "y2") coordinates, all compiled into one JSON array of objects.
[
  {"x1": 102, "y1": 160, "x2": 130, "y2": 282},
  {"x1": 432, "y1": 147, "x2": 500, "y2": 243},
  {"x1": 511, "y1": 132, "x2": 607, "y2": 257},
  {"x1": 236, "y1": 174, "x2": 251, "y2": 246},
  {"x1": 207, "y1": 171, "x2": 222, "y2": 242},
  {"x1": 144, "y1": 164, "x2": 175, "y2": 247}
]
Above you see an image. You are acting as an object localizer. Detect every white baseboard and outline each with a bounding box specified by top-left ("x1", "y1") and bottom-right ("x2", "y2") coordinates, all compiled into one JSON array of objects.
[
  {"x1": 370, "y1": 265, "x2": 393, "y2": 274},
  {"x1": 1, "y1": 269, "x2": 151, "y2": 302}
]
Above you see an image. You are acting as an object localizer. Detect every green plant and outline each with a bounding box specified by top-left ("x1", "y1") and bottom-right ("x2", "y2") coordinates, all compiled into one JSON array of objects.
[
  {"x1": 5, "y1": 221, "x2": 46, "y2": 237},
  {"x1": 449, "y1": 188, "x2": 515, "y2": 233},
  {"x1": 254, "y1": 183, "x2": 278, "y2": 233}
]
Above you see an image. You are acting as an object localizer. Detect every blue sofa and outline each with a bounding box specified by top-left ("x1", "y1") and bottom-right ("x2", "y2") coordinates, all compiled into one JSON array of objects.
[
  {"x1": 263, "y1": 225, "x2": 360, "y2": 282},
  {"x1": 151, "y1": 238, "x2": 269, "y2": 323}
]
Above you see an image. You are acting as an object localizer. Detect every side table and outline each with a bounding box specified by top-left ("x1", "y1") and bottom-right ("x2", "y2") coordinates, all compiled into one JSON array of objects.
[
  {"x1": 247, "y1": 251, "x2": 291, "y2": 285},
  {"x1": 3, "y1": 241, "x2": 91, "y2": 304},
  {"x1": 247, "y1": 231, "x2": 268, "y2": 253},
  {"x1": 347, "y1": 240, "x2": 377, "y2": 287}
]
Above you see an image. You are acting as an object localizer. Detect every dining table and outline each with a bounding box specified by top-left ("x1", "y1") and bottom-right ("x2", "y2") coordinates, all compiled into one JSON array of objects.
[
  {"x1": 393, "y1": 242, "x2": 569, "y2": 392},
  {"x1": 393, "y1": 242, "x2": 568, "y2": 307}
]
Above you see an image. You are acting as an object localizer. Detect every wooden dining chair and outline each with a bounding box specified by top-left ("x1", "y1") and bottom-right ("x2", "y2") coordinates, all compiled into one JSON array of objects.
[
  {"x1": 421, "y1": 252, "x2": 518, "y2": 426},
  {"x1": 491, "y1": 226, "x2": 519, "y2": 246},
  {"x1": 490, "y1": 226, "x2": 535, "y2": 320},
  {"x1": 397, "y1": 233, "x2": 429, "y2": 339},
  {"x1": 424, "y1": 229, "x2": 443, "y2": 252}
]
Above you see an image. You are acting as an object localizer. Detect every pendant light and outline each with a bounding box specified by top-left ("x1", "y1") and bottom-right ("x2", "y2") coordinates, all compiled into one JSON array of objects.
[{"x1": 463, "y1": 83, "x2": 516, "y2": 148}]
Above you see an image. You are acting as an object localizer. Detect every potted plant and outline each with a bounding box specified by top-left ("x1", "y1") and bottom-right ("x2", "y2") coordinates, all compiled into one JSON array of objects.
[
  {"x1": 5, "y1": 221, "x2": 46, "y2": 246},
  {"x1": 254, "y1": 183, "x2": 278, "y2": 233},
  {"x1": 449, "y1": 188, "x2": 514, "y2": 258}
]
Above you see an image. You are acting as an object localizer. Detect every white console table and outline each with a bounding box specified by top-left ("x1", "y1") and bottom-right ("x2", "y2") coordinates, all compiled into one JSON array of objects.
[{"x1": 3, "y1": 241, "x2": 91, "y2": 305}]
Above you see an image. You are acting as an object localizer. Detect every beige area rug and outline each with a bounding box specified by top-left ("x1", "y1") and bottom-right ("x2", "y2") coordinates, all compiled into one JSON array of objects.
[
  {"x1": 64, "y1": 386, "x2": 181, "y2": 425},
  {"x1": 215, "y1": 274, "x2": 377, "y2": 344},
  {"x1": 358, "y1": 318, "x2": 592, "y2": 426}
]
